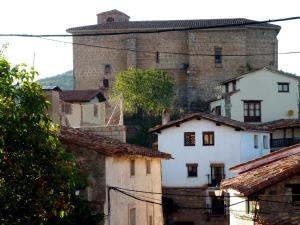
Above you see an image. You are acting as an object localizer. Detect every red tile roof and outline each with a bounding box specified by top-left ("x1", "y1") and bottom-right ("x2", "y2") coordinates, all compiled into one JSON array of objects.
[
  {"x1": 59, "y1": 127, "x2": 171, "y2": 159},
  {"x1": 260, "y1": 119, "x2": 300, "y2": 130},
  {"x1": 149, "y1": 112, "x2": 268, "y2": 133},
  {"x1": 221, "y1": 144, "x2": 300, "y2": 196},
  {"x1": 59, "y1": 90, "x2": 106, "y2": 102}
]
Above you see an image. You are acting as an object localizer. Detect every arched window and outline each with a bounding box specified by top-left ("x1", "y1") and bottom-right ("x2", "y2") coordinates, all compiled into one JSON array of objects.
[
  {"x1": 103, "y1": 79, "x2": 109, "y2": 88},
  {"x1": 106, "y1": 17, "x2": 114, "y2": 22}
]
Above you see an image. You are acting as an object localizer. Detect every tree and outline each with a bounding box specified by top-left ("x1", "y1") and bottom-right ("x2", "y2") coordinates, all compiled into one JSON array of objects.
[
  {"x1": 0, "y1": 56, "x2": 78, "y2": 224},
  {"x1": 112, "y1": 68, "x2": 175, "y2": 116}
]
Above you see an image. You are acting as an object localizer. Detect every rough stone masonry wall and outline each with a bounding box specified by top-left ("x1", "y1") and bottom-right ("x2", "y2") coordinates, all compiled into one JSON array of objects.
[
  {"x1": 255, "y1": 173, "x2": 300, "y2": 225},
  {"x1": 62, "y1": 142, "x2": 106, "y2": 223},
  {"x1": 78, "y1": 125, "x2": 126, "y2": 143},
  {"x1": 163, "y1": 187, "x2": 229, "y2": 225},
  {"x1": 73, "y1": 27, "x2": 278, "y2": 110}
]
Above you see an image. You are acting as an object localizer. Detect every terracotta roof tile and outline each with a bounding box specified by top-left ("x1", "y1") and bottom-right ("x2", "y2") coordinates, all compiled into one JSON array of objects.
[
  {"x1": 59, "y1": 89, "x2": 106, "y2": 102},
  {"x1": 67, "y1": 18, "x2": 280, "y2": 33},
  {"x1": 259, "y1": 119, "x2": 300, "y2": 130},
  {"x1": 59, "y1": 127, "x2": 171, "y2": 159},
  {"x1": 221, "y1": 144, "x2": 300, "y2": 196},
  {"x1": 150, "y1": 112, "x2": 268, "y2": 133}
]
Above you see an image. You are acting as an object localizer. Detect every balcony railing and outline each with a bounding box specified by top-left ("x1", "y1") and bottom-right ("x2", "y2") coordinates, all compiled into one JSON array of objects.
[{"x1": 270, "y1": 138, "x2": 300, "y2": 149}]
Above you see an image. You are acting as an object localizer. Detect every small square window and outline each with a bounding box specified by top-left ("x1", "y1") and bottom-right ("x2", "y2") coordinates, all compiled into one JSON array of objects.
[
  {"x1": 146, "y1": 160, "x2": 151, "y2": 175},
  {"x1": 186, "y1": 163, "x2": 198, "y2": 177},
  {"x1": 130, "y1": 159, "x2": 135, "y2": 176},
  {"x1": 203, "y1": 132, "x2": 214, "y2": 146},
  {"x1": 278, "y1": 82, "x2": 289, "y2": 92},
  {"x1": 62, "y1": 102, "x2": 72, "y2": 115},
  {"x1": 104, "y1": 64, "x2": 111, "y2": 74},
  {"x1": 184, "y1": 132, "x2": 195, "y2": 146},
  {"x1": 155, "y1": 52, "x2": 160, "y2": 63}
]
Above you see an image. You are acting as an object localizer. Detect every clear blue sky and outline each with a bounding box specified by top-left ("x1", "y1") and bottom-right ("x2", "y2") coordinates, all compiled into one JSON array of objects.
[{"x1": 0, "y1": 0, "x2": 299, "y2": 79}]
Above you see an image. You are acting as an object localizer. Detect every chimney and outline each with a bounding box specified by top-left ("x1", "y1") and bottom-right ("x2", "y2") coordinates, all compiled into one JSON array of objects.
[{"x1": 162, "y1": 109, "x2": 170, "y2": 125}]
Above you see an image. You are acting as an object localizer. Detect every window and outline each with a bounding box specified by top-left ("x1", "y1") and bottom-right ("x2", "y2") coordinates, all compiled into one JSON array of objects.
[
  {"x1": 254, "y1": 135, "x2": 259, "y2": 149},
  {"x1": 232, "y1": 81, "x2": 237, "y2": 91},
  {"x1": 94, "y1": 104, "x2": 98, "y2": 117},
  {"x1": 61, "y1": 102, "x2": 72, "y2": 115},
  {"x1": 106, "y1": 17, "x2": 114, "y2": 22},
  {"x1": 225, "y1": 83, "x2": 229, "y2": 93},
  {"x1": 211, "y1": 196, "x2": 225, "y2": 215},
  {"x1": 148, "y1": 215, "x2": 153, "y2": 225},
  {"x1": 184, "y1": 132, "x2": 195, "y2": 146},
  {"x1": 103, "y1": 79, "x2": 109, "y2": 88},
  {"x1": 215, "y1": 106, "x2": 221, "y2": 116},
  {"x1": 129, "y1": 208, "x2": 136, "y2": 225},
  {"x1": 156, "y1": 51, "x2": 160, "y2": 63},
  {"x1": 210, "y1": 164, "x2": 224, "y2": 187},
  {"x1": 292, "y1": 184, "x2": 300, "y2": 205},
  {"x1": 104, "y1": 64, "x2": 111, "y2": 74},
  {"x1": 263, "y1": 135, "x2": 269, "y2": 149},
  {"x1": 146, "y1": 160, "x2": 151, "y2": 175},
  {"x1": 278, "y1": 82, "x2": 289, "y2": 92},
  {"x1": 130, "y1": 159, "x2": 135, "y2": 176},
  {"x1": 186, "y1": 163, "x2": 198, "y2": 177},
  {"x1": 215, "y1": 47, "x2": 222, "y2": 65},
  {"x1": 243, "y1": 101, "x2": 261, "y2": 122},
  {"x1": 203, "y1": 132, "x2": 214, "y2": 146}
]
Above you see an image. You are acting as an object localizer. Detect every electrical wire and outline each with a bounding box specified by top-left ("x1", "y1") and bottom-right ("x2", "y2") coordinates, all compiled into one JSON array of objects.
[{"x1": 0, "y1": 16, "x2": 299, "y2": 37}]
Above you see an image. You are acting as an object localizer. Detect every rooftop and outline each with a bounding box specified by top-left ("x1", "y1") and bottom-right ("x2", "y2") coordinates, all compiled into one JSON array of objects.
[
  {"x1": 150, "y1": 112, "x2": 268, "y2": 133},
  {"x1": 221, "y1": 144, "x2": 300, "y2": 196},
  {"x1": 67, "y1": 18, "x2": 280, "y2": 33},
  {"x1": 59, "y1": 89, "x2": 106, "y2": 102},
  {"x1": 59, "y1": 127, "x2": 171, "y2": 159}
]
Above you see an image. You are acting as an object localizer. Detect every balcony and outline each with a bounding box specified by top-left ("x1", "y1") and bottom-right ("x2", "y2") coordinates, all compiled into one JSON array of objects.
[{"x1": 270, "y1": 138, "x2": 300, "y2": 149}]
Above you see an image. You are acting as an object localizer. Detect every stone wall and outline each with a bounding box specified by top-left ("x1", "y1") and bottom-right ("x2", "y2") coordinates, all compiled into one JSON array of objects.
[
  {"x1": 72, "y1": 24, "x2": 279, "y2": 110},
  {"x1": 255, "y1": 174, "x2": 300, "y2": 225},
  {"x1": 163, "y1": 187, "x2": 229, "y2": 225},
  {"x1": 62, "y1": 142, "x2": 106, "y2": 222},
  {"x1": 78, "y1": 125, "x2": 126, "y2": 143}
]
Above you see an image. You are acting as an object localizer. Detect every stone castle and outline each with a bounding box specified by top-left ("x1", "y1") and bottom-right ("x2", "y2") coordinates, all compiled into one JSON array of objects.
[{"x1": 67, "y1": 9, "x2": 280, "y2": 110}]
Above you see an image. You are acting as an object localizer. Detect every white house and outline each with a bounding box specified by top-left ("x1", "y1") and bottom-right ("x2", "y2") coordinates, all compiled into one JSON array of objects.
[
  {"x1": 150, "y1": 112, "x2": 270, "y2": 225},
  {"x1": 60, "y1": 127, "x2": 171, "y2": 225},
  {"x1": 210, "y1": 68, "x2": 300, "y2": 123}
]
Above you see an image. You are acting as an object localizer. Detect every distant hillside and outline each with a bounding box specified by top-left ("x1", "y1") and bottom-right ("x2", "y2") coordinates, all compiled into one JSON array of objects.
[{"x1": 38, "y1": 70, "x2": 73, "y2": 90}]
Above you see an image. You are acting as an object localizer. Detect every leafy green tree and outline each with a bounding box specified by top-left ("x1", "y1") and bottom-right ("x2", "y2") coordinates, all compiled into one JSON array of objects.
[
  {"x1": 112, "y1": 68, "x2": 175, "y2": 116},
  {"x1": 0, "y1": 56, "x2": 79, "y2": 224}
]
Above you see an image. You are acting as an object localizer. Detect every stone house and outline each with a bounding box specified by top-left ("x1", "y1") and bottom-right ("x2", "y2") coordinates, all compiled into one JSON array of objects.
[
  {"x1": 221, "y1": 144, "x2": 300, "y2": 225},
  {"x1": 67, "y1": 9, "x2": 280, "y2": 109},
  {"x1": 59, "y1": 127, "x2": 171, "y2": 225},
  {"x1": 150, "y1": 112, "x2": 270, "y2": 225},
  {"x1": 209, "y1": 68, "x2": 300, "y2": 151}
]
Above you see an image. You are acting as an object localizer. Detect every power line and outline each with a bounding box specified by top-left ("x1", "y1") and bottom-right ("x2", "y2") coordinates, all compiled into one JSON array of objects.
[
  {"x1": 1, "y1": 16, "x2": 300, "y2": 38},
  {"x1": 38, "y1": 36, "x2": 300, "y2": 57}
]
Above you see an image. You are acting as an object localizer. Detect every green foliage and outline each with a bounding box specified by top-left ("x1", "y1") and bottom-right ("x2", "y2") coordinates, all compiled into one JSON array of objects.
[
  {"x1": 0, "y1": 57, "x2": 78, "y2": 224},
  {"x1": 38, "y1": 70, "x2": 73, "y2": 90},
  {"x1": 112, "y1": 68, "x2": 175, "y2": 116}
]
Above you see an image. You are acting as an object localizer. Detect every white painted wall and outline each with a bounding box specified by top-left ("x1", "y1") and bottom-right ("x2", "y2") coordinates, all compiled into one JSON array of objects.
[
  {"x1": 104, "y1": 157, "x2": 163, "y2": 225},
  {"x1": 227, "y1": 189, "x2": 254, "y2": 225},
  {"x1": 210, "y1": 69, "x2": 300, "y2": 122},
  {"x1": 158, "y1": 119, "x2": 270, "y2": 187}
]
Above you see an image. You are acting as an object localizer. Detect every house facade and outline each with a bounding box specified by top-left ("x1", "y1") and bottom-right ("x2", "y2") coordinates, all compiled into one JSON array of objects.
[
  {"x1": 150, "y1": 113, "x2": 270, "y2": 225},
  {"x1": 210, "y1": 68, "x2": 300, "y2": 150},
  {"x1": 210, "y1": 68, "x2": 300, "y2": 123},
  {"x1": 67, "y1": 9, "x2": 280, "y2": 109},
  {"x1": 60, "y1": 127, "x2": 171, "y2": 225},
  {"x1": 221, "y1": 144, "x2": 300, "y2": 225}
]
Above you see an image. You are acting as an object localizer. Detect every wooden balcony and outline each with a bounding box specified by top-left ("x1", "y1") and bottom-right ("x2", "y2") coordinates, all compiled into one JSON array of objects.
[{"x1": 270, "y1": 138, "x2": 300, "y2": 149}]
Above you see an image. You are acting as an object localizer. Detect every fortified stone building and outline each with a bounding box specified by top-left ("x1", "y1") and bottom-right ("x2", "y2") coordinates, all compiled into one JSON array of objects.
[{"x1": 67, "y1": 9, "x2": 280, "y2": 110}]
